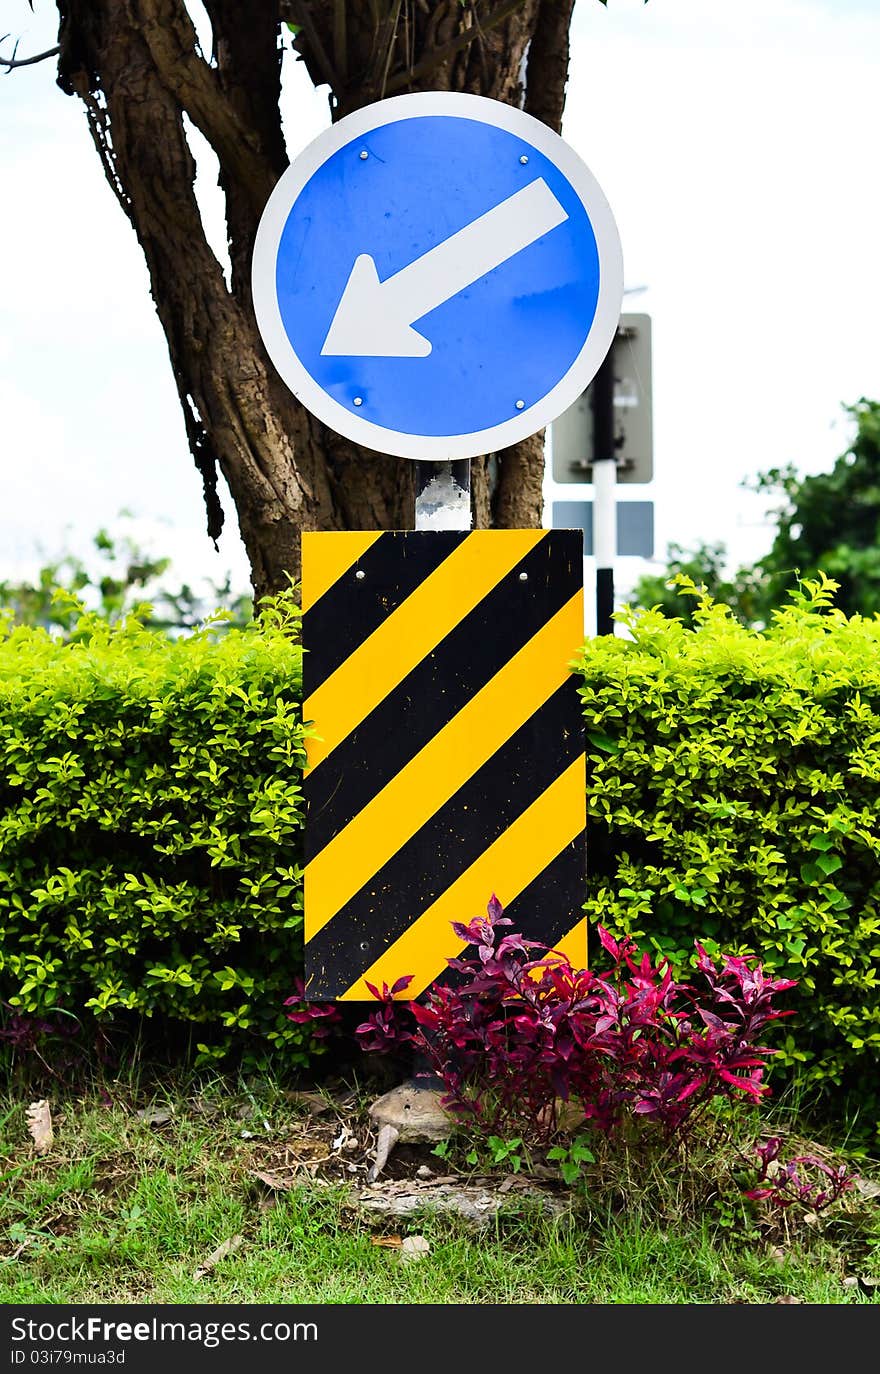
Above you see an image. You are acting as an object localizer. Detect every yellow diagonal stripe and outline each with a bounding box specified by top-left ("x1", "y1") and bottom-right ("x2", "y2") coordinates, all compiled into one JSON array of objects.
[
  {"x1": 304, "y1": 590, "x2": 583, "y2": 939},
  {"x1": 303, "y1": 530, "x2": 547, "y2": 772},
  {"x1": 552, "y1": 917, "x2": 588, "y2": 972},
  {"x1": 338, "y1": 753, "x2": 587, "y2": 1000},
  {"x1": 301, "y1": 531, "x2": 383, "y2": 612}
]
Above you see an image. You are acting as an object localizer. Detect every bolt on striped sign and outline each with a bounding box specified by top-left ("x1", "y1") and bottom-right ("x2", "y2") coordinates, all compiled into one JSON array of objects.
[{"x1": 301, "y1": 529, "x2": 587, "y2": 1001}]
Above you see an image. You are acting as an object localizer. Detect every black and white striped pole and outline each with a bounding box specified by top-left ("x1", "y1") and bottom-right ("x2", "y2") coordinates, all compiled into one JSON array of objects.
[{"x1": 591, "y1": 343, "x2": 617, "y2": 635}]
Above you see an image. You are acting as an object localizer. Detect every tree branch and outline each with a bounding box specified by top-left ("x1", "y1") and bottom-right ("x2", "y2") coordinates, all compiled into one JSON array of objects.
[
  {"x1": 383, "y1": 0, "x2": 526, "y2": 94},
  {"x1": 376, "y1": 0, "x2": 402, "y2": 99},
  {"x1": 132, "y1": 0, "x2": 277, "y2": 215},
  {"x1": 80, "y1": 88, "x2": 133, "y2": 219},
  {"x1": 285, "y1": 0, "x2": 343, "y2": 94},
  {"x1": 333, "y1": 0, "x2": 348, "y2": 83},
  {"x1": 201, "y1": 0, "x2": 288, "y2": 302},
  {"x1": 58, "y1": 0, "x2": 315, "y2": 566},
  {"x1": 524, "y1": 0, "x2": 576, "y2": 131},
  {"x1": 0, "y1": 38, "x2": 60, "y2": 71}
]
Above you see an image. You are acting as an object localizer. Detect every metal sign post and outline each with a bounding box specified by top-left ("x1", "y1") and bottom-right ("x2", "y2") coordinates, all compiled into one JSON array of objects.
[
  {"x1": 414, "y1": 461, "x2": 472, "y2": 532},
  {"x1": 551, "y1": 314, "x2": 653, "y2": 485},
  {"x1": 550, "y1": 313, "x2": 654, "y2": 636}
]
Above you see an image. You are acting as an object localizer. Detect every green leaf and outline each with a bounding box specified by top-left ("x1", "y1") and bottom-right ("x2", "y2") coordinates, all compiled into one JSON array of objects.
[
  {"x1": 815, "y1": 853, "x2": 843, "y2": 876},
  {"x1": 587, "y1": 731, "x2": 619, "y2": 753}
]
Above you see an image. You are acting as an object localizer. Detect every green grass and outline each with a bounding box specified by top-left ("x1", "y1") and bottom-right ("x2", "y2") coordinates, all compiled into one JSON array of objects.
[{"x1": 1, "y1": 1075, "x2": 878, "y2": 1305}]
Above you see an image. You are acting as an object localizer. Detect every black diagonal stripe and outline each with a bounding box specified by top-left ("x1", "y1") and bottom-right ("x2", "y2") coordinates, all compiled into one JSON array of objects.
[
  {"x1": 432, "y1": 836, "x2": 588, "y2": 990},
  {"x1": 303, "y1": 531, "x2": 466, "y2": 697},
  {"x1": 305, "y1": 532, "x2": 583, "y2": 861},
  {"x1": 304, "y1": 679, "x2": 583, "y2": 999},
  {"x1": 503, "y1": 832, "x2": 587, "y2": 963}
]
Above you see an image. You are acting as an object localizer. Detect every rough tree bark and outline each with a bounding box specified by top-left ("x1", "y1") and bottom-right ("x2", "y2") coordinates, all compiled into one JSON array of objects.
[{"x1": 48, "y1": 0, "x2": 577, "y2": 596}]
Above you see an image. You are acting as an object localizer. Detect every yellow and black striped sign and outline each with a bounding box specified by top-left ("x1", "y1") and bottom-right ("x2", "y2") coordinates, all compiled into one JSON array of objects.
[{"x1": 301, "y1": 529, "x2": 586, "y2": 1001}]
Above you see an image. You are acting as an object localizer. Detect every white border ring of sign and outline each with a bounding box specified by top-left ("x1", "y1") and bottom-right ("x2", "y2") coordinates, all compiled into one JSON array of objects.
[{"x1": 252, "y1": 91, "x2": 624, "y2": 462}]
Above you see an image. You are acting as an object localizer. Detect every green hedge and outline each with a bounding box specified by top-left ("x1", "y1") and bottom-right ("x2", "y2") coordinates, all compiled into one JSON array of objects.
[
  {"x1": 0, "y1": 597, "x2": 311, "y2": 1066},
  {"x1": 1, "y1": 576, "x2": 879, "y2": 1124},
  {"x1": 579, "y1": 575, "x2": 880, "y2": 1122}
]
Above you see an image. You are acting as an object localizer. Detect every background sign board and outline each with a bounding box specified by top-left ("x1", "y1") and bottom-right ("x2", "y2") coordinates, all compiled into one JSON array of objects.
[
  {"x1": 301, "y1": 530, "x2": 587, "y2": 1000},
  {"x1": 551, "y1": 313, "x2": 653, "y2": 483},
  {"x1": 253, "y1": 92, "x2": 623, "y2": 461},
  {"x1": 552, "y1": 501, "x2": 655, "y2": 558}
]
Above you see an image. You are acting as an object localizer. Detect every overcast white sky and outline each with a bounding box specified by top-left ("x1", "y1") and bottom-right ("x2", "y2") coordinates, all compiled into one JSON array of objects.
[{"x1": 2, "y1": 0, "x2": 879, "y2": 621}]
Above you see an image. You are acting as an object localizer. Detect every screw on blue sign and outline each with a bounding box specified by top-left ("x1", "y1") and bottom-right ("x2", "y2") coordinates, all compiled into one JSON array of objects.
[{"x1": 252, "y1": 92, "x2": 623, "y2": 461}]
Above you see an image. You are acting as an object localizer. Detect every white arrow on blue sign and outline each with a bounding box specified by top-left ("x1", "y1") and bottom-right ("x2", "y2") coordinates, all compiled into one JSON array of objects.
[{"x1": 252, "y1": 92, "x2": 623, "y2": 462}]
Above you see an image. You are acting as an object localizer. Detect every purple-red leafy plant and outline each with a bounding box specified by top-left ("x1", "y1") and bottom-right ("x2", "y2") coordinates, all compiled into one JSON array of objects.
[
  {"x1": 283, "y1": 977, "x2": 342, "y2": 1040},
  {"x1": 0, "y1": 1004, "x2": 83, "y2": 1074},
  {"x1": 351, "y1": 896, "x2": 797, "y2": 1147},
  {"x1": 353, "y1": 975, "x2": 416, "y2": 1054},
  {"x1": 745, "y1": 1136, "x2": 856, "y2": 1214}
]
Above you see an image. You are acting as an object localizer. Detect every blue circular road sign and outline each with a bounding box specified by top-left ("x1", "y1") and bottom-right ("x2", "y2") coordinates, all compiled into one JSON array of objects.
[{"x1": 252, "y1": 93, "x2": 623, "y2": 461}]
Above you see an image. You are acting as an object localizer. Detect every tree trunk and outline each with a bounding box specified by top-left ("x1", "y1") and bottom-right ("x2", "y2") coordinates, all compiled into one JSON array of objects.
[{"x1": 53, "y1": 0, "x2": 577, "y2": 597}]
